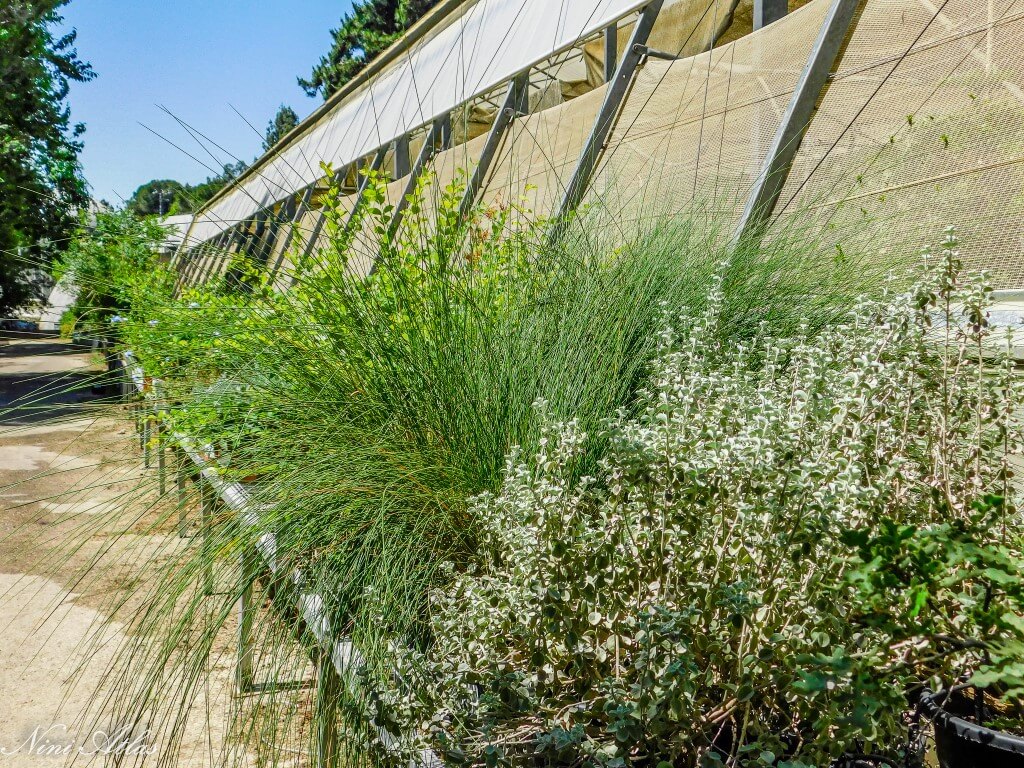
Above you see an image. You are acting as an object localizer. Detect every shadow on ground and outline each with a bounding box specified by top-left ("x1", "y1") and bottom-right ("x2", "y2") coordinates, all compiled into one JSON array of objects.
[{"x1": 0, "y1": 337, "x2": 114, "y2": 425}]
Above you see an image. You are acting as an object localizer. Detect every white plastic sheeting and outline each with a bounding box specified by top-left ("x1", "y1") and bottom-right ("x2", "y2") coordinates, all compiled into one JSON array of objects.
[{"x1": 186, "y1": 0, "x2": 651, "y2": 245}]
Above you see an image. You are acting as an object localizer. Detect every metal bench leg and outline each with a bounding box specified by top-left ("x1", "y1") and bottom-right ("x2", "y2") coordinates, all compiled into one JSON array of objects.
[
  {"x1": 157, "y1": 423, "x2": 166, "y2": 495},
  {"x1": 236, "y1": 547, "x2": 256, "y2": 694},
  {"x1": 177, "y1": 454, "x2": 190, "y2": 538},
  {"x1": 202, "y1": 484, "x2": 215, "y2": 596},
  {"x1": 315, "y1": 656, "x2": 342, "y2": 767}
]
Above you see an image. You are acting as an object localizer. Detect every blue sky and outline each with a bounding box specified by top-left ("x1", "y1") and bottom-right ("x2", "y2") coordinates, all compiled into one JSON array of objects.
[{"x1": 60, "y1": 0, "x2": 353, "y2": 205}]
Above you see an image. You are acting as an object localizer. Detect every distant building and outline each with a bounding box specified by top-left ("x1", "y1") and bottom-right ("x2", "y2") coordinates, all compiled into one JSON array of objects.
[{"x1": 156, "y1": 214, "x2": 194, "y2": 261}]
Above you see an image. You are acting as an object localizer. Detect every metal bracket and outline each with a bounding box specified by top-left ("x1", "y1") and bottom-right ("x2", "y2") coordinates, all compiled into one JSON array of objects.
[
  {"x1": 633, "y1": 43, "x2": 679, "y2": 61},
  {"x1": 551, "y1": 0, "x2": 665, "y2": 236},
  {"x1": 733, "y1": 0, "x2": 861, "y2": 244}
]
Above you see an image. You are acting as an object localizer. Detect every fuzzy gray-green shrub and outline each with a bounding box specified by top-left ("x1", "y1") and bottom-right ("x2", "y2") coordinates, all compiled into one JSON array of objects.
[{"x1": 368, "y1": 232, "x2": 1024, "y2": 768}]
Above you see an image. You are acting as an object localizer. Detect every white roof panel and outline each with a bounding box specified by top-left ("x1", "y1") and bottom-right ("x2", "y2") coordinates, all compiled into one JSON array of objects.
[{"x1": 186, "y1": 0, "x2": 646, "y2": 245}]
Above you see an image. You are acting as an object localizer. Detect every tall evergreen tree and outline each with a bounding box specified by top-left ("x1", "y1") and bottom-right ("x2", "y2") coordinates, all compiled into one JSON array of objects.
[
  {"x1": 299, "y1": 0, "x2": 437, "y2": 100},
  {"x1": 263, "y1": 105, "x2": 300, "y2": 151},
  {"x1": 0, "y1": 0, "x2": 93, "y2": 313}
]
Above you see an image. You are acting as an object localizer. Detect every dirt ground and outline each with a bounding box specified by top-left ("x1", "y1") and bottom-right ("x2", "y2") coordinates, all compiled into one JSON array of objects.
[{"x1": 0, "y1": 338, "x2": 250, "y2": 766}]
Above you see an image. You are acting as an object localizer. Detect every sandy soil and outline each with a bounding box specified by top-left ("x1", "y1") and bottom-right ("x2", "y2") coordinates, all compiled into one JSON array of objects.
[{"x1": 0, "y1": 339, "x2": 252, "y2": 766}]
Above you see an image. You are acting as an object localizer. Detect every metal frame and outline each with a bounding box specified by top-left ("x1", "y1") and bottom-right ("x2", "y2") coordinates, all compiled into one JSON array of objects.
[
  {"x1": 458, "y1": 72, "x2": 530, "y2": 221},
  {"x1": 552, "y1": 0, "x2": 665, "y2": 232},
  {"x1": 754, "y1": 0, "x2": 789, "y2": 29},
  {"x1": 269, "y1": 186, "x2": 314, "y2": 277},
  {"x1": 246, "y1": 213, "x2": 268, "y2": 260},
  {"x1": 392, "y1": 134, "x2": 411, "y2": 180},
  {"x1": 389, "y1": 113, "x2": 453, "y2": 237},
  {"x1": 344, "y1": 145, "x2": 390, "y2": 230},
  {"x1": 289, "y1": 146, "x2": 391, "y2": 282},
  {"x1": 733, "y1": 0, "x2": 861, "y2": 244},
  {"x1": 255, "y1": 204, "x2": 285, "y2": 269}
]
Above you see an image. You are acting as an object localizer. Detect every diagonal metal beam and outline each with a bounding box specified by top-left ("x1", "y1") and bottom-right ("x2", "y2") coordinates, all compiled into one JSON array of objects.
[
  {"x1": 269, "y1": 186, "x2": 314, "y2": 278},
  {"x1": 343, "y1": 145, "x2": 389, "y2": 231},
  {"x1": 203, "y1": 228, "x2": 238, "y2": 285},
  {"x1": 553, "y1": 0, "x2": 665, "y2": 230},
  {"x1": 389, "y1": 114, "x2": 452, "y2": 238},
  {"x1": 733, "y1": 0, "x2": 861, "y2": 244},
  {"x1": 458, "y1": 72, "x2": 530, "y2": 221},
  {"x1": 288, "y1": 147, "x2": 389, "y2": 286}
]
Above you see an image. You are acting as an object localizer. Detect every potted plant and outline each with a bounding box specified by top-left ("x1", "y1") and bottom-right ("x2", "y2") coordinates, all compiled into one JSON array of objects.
[{"x1": 918, "y1": 688, "x2": 1024, "y2": 767}]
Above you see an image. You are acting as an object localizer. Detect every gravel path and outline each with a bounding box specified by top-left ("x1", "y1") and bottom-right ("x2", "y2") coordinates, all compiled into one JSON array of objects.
[{"x1": 0, "y1": 338, "x2": 246, "y2": 766}]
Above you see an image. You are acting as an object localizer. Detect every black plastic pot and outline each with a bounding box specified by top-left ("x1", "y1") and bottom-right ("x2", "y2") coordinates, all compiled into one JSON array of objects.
[{"x1": 919, "y1": 690, "x2": 1024, "y2": 768}]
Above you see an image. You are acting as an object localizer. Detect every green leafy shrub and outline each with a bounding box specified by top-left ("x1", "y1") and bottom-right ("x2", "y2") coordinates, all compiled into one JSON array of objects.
[
  {"x1": 367, "y1": 232, "x2": 1024, "y2": 768},
  {"x1": 54, "y1": 209, "x2": 171, "y2": 339}
]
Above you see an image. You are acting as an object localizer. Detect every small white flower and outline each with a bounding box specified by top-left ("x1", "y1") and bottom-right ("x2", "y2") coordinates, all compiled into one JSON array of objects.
[
  {"x1": 148, "y1": 319, "x2": 159, "y2": 327},
  {"x1": 110, "y1": 315, "x2": 125, "y2": 324}
]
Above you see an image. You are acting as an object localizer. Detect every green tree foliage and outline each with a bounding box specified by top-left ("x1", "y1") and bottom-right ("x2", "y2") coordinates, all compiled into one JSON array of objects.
[
  {"x1": 0, "y1": 0, "x2": 93, "y2": 313},
  {"x1": 126, "y1": 160, "x2": 248, "y2": 216},
  {"x1": 263, "y1": 104, "x2": 299, "y2": 151},
  {"x1": 126, "y1": 179, "x2": 188, "y2": 216},
  {"x1": 299, "y1": 0, "x2": 437, "y2": 99},
  {"x1": 54, "y1": 208, "x2": 170, "y2": 337}
]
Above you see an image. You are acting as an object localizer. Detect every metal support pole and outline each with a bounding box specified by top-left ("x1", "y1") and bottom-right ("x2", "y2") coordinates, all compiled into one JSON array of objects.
[
  {"x1": 143, "y1": 414, "x2": 152, "y2": 468},
  {"x1": 184, "y1": 241, "x2": 207, "y2": 287},
  {"x1": 458, "y1": 72, "x2": 530, "y2": 220},
  {"x1": 196, "y1": 232, "x2": 226, "y2": 285},
  {"x1": 256, "y1": 206, "x2": 284, "y2": 269},
  {"x1": 179, "y1": 245, "x2": 201, "y2": 288},
  {"x1": 291, "y1": 147, "x2": 389, "y2": 281},
  {"x1": 553, "y1": 1, "x2": 665, "y2": 231},
  {"x1": 440, "y1": 111, "x2": 453, "y2": 150},
  {"x1": 210, "y1": 225, "x2": 243, "y2": 282},
  {"x1": 389, "y1": 114, "x2": 451, "y2": 238},
  {"x1": 189, "y1": 242, "x2": 212, "y2": 286},
  {"x1": 246, "y1": 213, "x2": 267, "y2": 259},
  {"x1": 604, "y1": 24, "x2": 619, "y2": 83},
  {"x1": 392, "y1": 134, "x2": 411, "y2": 180},
  {"x1": 754, "y1": 0, "x2": 788, "y2": 29},
  {"x1": 236, "y1": 547, "x2": 257, "y2": 694},
  {"x1": 733, "y1": 0, "x2": 860, "y2": 244}
]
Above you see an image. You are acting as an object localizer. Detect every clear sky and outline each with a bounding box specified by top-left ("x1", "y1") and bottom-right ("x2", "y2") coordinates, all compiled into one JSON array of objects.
[{"x1": 59, "y1": 0, "x2": 353, "y2": 206}]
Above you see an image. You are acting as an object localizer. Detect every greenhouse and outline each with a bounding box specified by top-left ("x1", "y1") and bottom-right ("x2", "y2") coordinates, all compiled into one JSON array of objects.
[{"x1": 2, "y1": 0, "x2": 1024, "y2": 766}]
